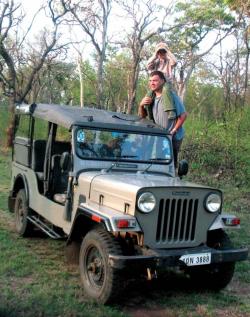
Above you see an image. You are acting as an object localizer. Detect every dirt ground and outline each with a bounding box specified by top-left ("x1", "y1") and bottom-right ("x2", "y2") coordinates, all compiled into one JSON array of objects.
[{"x1": 0, "y1": 209, "x2": 249, "y2": 317}]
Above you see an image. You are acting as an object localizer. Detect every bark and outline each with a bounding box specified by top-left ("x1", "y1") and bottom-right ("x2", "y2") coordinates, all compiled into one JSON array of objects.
[
  {"x1": 243, "y1": 23, "x2": 250, "y2": 106},
  {"x1": 0, "y1": 0, "x2": 67, "y2": 147},
  {"x1": 77, "y1": 56, "x2": 84, "y2": 108},
  {"x1": 60, "y1": 0, "x2": 111, "y2": 108},
  {"x1": 116, "y1": 0, "x2": 175, "y2": 113}
]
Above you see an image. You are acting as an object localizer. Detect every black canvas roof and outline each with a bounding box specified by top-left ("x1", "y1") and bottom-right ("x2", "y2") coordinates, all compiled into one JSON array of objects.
[{"x1": 22, "y1": 103, "x2": 167, "y2": 134}]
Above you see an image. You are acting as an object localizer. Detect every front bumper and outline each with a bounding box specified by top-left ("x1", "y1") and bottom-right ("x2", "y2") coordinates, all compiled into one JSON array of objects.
[{"x1": 108, "y1": 246, "x2": 248, "y2": 269}]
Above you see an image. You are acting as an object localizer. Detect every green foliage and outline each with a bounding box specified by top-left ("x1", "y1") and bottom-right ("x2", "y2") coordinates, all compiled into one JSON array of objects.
[
  {"x1": 103, "y1": 52, "x2": 150, "y2": 113},
  {"x1": 182, "y1": 106, "x2": 250, "y2": 186},
  {"x1": 185, "y1": 78, "x2": 225, "y2": 120},
  {"x1": 27, "y1": 61, "x2": 79, "y2": 105},
  {"x1": 104, "y1": 53, "x2": 131, "y2": 111},
  {"x1": 0, "y1": 102, "x2": 250, "y2": 316},
  {"x1": 0, "y1": 142, "x2": 249, "y2": 316},
  {"x1": 169, "y1": 0, "x2": 236, "y2": 59},
  {"x1": 80, "y1": 60, "x2": 98, "y2": 106},
  {"x1": 223, "y1": 0, "x2": 250, "y2": 16},
  {"x1": 0, "y1": 104, "x2": 10, "y2": 147},
  {"x1": 136, "y1": 75, "x2": 149, "y2": 111},
  {"x1": 175, "y1": 0, "x2": 235, "y2": 28}
]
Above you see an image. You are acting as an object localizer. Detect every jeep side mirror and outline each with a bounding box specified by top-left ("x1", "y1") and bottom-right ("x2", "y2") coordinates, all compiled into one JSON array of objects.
[
  {"x1": 60, "y1": 152, "x2": 70, "y2": 171},
  {"x1": 178, "y1": 159, "x2": 189, "y2": 177}
]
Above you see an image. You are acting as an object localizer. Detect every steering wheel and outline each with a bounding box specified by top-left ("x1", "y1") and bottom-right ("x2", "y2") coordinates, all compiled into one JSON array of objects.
[{"x1": 81, "y1": 143, "x2": 99, "y2": 157}]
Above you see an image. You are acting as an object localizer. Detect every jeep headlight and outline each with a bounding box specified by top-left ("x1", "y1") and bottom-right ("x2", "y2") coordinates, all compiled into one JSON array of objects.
[
  {"x1": 205, "y1": 193, "x2": 221, "y2": 213},
  {"x1": 137, "y1": 192, "x2": 156, "y2": 213}
]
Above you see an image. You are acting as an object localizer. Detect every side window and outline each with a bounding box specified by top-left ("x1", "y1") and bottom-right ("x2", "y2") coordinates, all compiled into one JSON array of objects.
[
  {"x1": 31, "y1": 118, "x2": 49, "y2": 173},
  {"x1": 33, "y1": 117, "x2": 49, "y2": 141},
  {"x1": 13, "y1": 114, "x2": 32, "y2": 166},
  {"x1": 54, "y1": 125, "x2": 72, "y2": 154},
  {"x1": 15, "y1": 114, "x2": 31, "y2": 138},
  {"x1": 56, "y1": 126, "x2": 71, "y2": 143}
]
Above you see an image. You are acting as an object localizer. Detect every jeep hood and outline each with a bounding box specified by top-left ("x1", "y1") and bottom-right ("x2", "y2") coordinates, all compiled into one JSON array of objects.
[{"x1": 78, "y1": 171, "x2": 214, "y2": 216}]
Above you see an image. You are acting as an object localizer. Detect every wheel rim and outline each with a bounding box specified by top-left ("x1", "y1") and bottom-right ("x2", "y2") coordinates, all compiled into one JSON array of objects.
[{"x1": 85, "y1": 245, "x2": 105, "y2": 290}]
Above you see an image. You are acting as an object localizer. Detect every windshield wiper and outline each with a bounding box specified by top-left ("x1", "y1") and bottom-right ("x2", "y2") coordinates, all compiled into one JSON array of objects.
[
  {"x1": 105, "y1": 162, "x2": 117, "y2": 173},
  {"x1": 105, "y1": 156, "x2": 137, "y2": 172},
  {"x1": 105, "y1": 160, "x2": 138, "y2": 173},
  {"x1": 141, "y1": 157, "x2": 170, "y2": 173}
]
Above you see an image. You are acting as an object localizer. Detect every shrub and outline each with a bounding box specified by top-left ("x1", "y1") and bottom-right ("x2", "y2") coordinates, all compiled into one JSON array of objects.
[{"x1": 181, "y1": 107, "x2": 250, "y2": 186}]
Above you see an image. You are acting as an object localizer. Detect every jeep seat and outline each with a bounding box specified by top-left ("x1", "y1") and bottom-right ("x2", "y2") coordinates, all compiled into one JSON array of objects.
[
  {"x1": 53, "y1": 193, "x2": 67, "y2": 205},
  {"x1": 32, "y1": 140, "x2": 46, "y2": 180},
  {"x1": 51, "y1": 153, "x2": 70, "y2": 205}
]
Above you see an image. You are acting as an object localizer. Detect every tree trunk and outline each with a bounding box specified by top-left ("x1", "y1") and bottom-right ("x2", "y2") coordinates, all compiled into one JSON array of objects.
[
  {"x1": 6, "y1": 94, "x2": 16, "y2": 147},
  {"x1": 97, "y1": 54, "x2": 104, "y2": 108},
  {"x1": 243, "y1": 26, "x2": 250, "y2": 107},
  {"x1": 77, "y1": 57, "x2": 84, "y2": 108},
  {"x1": 127, "y1": 56, "x2": 140, "y2": 114}
]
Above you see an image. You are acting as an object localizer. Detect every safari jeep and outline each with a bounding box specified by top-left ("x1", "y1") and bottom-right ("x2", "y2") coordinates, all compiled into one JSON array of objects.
[{"x1": 8, "y1": 103, "x2": 248, "y2": 304}]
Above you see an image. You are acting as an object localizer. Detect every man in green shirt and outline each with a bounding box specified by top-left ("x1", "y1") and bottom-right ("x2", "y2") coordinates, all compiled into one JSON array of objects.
[{"x1": 139, "y1": 70, "x2": 187, "y2": 167}]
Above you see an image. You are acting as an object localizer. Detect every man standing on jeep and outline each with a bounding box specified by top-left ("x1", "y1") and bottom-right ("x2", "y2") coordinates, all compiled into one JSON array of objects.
[{"x1": 138, "y1": 70, "x2": 187, "y2": 167}]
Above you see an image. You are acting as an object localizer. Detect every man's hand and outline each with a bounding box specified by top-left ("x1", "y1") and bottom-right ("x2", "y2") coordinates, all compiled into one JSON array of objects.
[
  {"x1": 138, "y1": 96, "x2": 153, "y2": 117},
  {"x1": 170, "y1": 128, "x2": 177, "y2": 135},
  {"x1": 140, "y1": 96, "x2": 152, "y2": 107}
]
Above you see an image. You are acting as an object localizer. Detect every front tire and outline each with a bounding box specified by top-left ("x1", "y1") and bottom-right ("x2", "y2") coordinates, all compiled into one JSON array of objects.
[
  {"x1": 79, "y1": 227, "x2": 123, "y2": 304},
  {"x1": 14, "y1": 189, "x2": 34, "y2": 237},
  {"x1": 187, "y1": 230, "x2": 235, "y2": 290}
]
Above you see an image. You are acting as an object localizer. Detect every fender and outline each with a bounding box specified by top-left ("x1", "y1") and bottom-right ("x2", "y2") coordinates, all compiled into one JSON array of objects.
[
  {"x1": 66, "y1": 206, "x2": 112, "y2": 244},
  {"x1": 77, "y1": 206, "x2": 113, "y2": 231},
  {"x1": 9, "y1": 173, "x2": 30, "y2": 212},
  {"x1": 209, "y1": 213, "x2": 241, "y2": 231},
  {"x1": 13, "y1": 173, "x2": 29, "y2": 201}
]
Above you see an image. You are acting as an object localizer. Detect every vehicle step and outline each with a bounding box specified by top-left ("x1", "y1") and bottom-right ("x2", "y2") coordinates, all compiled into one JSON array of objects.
[{"x1": 27, "y1": 215, "x2": 64, "y2": 239}]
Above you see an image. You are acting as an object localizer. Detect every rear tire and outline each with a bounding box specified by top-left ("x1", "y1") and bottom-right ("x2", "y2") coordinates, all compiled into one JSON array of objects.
[
  {"x1": 14, "y1": 189, "x2": 34, "y2": 237},
  {"x1": 79, "y1": 227, "x2": 123, "y2": 304},
  {"x1": 187, "y1": 230, "x2": 235, "y2": 290}
]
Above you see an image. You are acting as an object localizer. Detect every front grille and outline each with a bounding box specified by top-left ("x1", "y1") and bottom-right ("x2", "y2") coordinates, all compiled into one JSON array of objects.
[{"x1": 156, "y1": 198, "x2": 198, "y2": 244}]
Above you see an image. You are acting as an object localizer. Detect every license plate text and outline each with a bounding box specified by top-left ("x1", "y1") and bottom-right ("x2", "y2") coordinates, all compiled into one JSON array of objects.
[{"x1": 179, "y1": 252, "x2": 211, "y2": 266}]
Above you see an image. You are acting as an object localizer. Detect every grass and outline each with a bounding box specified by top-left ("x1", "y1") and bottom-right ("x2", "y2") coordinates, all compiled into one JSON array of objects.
[
  {"x1": 0, "y1": 104, "x2": 249, "y2": 316},
  {"x1": 182, "y1": 107, "x2": 250, "y2": 186},
  {"x1": 0, "y1": 153, "x2": 249, "y2": 317},
  {"x1": 0, "y1": 151, "x2": 126, "y2": 317}
]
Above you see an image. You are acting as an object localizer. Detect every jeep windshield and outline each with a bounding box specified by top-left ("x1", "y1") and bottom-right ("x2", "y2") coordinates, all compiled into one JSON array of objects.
[{"x1": 75, "y1": 128, "x2": 172, "y2": 164}]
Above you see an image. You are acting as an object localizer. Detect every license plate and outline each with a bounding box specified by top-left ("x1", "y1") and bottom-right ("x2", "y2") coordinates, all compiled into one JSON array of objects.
[{"x1": 179, "y1": 252, "x2": 211, "y2": 266}]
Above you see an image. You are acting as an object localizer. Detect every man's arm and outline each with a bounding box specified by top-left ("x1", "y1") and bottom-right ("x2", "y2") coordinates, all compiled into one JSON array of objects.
[
  {"x1": 166, "y1": 49, "x2": 177, "y2": 67},
  {"x1": 147, "y1": 54, "x2": 158, "y2": 71},
  {"x1": 170, "y1": 112, "x2": 187, "y2": 135}
]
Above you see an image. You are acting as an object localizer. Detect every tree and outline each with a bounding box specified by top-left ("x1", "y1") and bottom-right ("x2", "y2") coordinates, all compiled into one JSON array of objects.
[
  {"x1": 104, "y1": 52, "x2": 131, "y2": 112},
  {"x1": 225, "y1": 0, "x2": 250, "y2": 17},
  {"x1": 205, "y1": 33, "x2": 249, "y2": 112},
  {"x1": 167, "y1": 0, "x2": 237, "y2": 101},
  {"x1": 0, "y1": 0, "x2": 69, "y2": 146},
  {"x1": 184, "y1": 68, "x2": 224, "y2": 119},
  {"x1": 169, "y1": 0, "x2": 250, "y2": 111},
  {"x1": 57, "y1": 0, "x2": 112, "y2": 108},
  {"x1": 114, "y1": 0, "x2": 174, "y2": 114},
  {"x1": 34, "y1": 60, "x2": 78, "y2": 105}
]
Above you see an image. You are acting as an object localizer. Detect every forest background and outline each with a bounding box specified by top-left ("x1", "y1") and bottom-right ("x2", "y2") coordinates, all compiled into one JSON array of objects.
[
  {"x1": 0, "y1": 1, "x2": 249, "y2": 316},
  {"x1": 0, "y1": 0, "x2": 249, "y2": 184}
]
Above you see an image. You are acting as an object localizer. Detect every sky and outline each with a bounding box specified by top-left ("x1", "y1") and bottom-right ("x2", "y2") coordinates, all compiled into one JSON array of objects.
[
  {"x1": 20, "y1": 0, "x2": 173, "y2": 38},
  {"x1": 21, "y1": 0, "x2": 54, "y2": 32},
  {"x1": 18, "y1": 0, "x2": 236, "y2": 65},
  {"x1": 19, "y1": 0, "x2": 173, "y2": 61}
]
